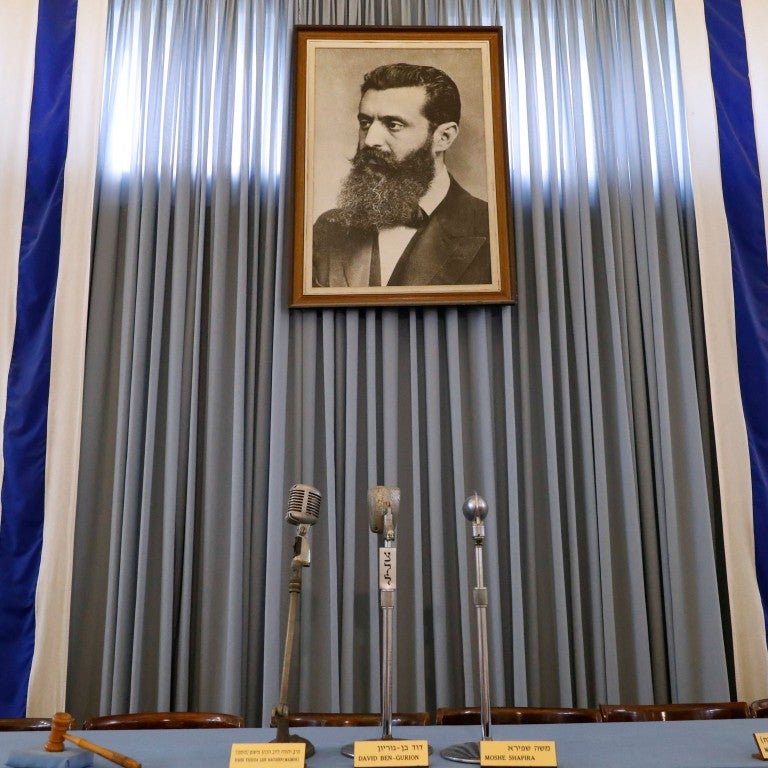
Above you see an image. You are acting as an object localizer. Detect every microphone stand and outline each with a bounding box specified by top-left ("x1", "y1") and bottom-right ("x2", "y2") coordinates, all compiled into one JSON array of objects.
[
  {"x1": 341, "y1": 485, "x2": 432, "y2": 757},
  {"x1": 342, "y1": 495, "x2": 397, "y2": 758},
  {"x1": 272, "y1": 524, "x2": 315, "y2": 758},
  {"x1": 442, "y1": 494, "x2": 492, "y2": 764},
  {"x1": 379, "y1": 505, "x2": 397, "y2": 741},
  {"x1": 344, "y1": 487, "x2": 432, "y2": 758}
]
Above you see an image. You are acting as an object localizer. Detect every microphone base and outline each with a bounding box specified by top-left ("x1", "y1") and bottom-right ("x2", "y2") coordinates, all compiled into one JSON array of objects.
[
  {"x1": 341, "y1": 737, "x2": 434, "y2": 759},
  {"x1": 441, "y1": 741, "x2": 484, "y2": 763},
  {"x1": 270, "y1": 733, "x2": 315, "y2": 759}
]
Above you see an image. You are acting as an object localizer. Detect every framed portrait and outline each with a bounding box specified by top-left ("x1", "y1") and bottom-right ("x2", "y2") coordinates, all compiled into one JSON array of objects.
[{"x1": 290, "y1": 26, "x2": 515, "y2": 308}]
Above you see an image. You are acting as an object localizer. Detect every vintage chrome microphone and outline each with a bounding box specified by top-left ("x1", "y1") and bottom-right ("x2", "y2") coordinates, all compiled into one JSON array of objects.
[
  {"x1": 342, "y1": 486, "x2": 405, "y2": 758},
  {"x1": 272, "y1": 483, "x2": 321, "y2": 758},
  {"x1": 442, "y1": 493, "x2": 492, "y2": 764}
]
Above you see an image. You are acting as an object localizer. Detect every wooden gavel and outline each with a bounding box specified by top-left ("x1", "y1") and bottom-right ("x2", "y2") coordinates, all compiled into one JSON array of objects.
[{"x1": 45, "y1": 712, "x2": 142, "y2": 768}]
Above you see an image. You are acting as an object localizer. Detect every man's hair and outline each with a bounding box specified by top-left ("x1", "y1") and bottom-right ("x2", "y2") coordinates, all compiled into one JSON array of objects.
[{"x1": 360, "y1": 63, "x2": 461, "y2": 128}]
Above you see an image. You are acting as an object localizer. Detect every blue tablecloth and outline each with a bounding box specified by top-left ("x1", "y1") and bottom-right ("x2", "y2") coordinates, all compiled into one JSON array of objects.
[{"x1": 1, "y1": 721, "x2": 766, "y2": 768}]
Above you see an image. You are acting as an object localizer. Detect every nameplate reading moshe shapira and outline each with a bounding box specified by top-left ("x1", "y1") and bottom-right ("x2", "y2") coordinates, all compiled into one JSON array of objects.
[
  {"x1": 353, "y1": 740, "x2": 430, "y2": 767},
  {"x1": 229, "y1": 743, "x2": 306, "y2": 768},
  {"x1": 480, "y1": 741, "x2": 557, "y2": 767},
  {"x1": 754, "y1": 732, "x2": 768, "y2": 760}
]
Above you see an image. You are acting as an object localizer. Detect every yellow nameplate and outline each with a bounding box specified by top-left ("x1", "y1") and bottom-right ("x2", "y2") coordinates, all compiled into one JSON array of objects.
[
  {"x1": 353, "y1": 739, "x2": 430, "y2": 766},
  {"x1": 480, "y1": 740, "x2": 557, "y2": 767},
  {"x1": 754, "y1": 732, "x2": 768, "y2": 760},
  {"x1": 229, "y1": 742, "x2": 306, "y2": 768}
]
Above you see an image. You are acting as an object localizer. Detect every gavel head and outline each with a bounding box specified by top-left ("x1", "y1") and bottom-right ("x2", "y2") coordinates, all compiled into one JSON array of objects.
[{"x1": 45, "y1": 712, "x2": 74, "y2": 752}]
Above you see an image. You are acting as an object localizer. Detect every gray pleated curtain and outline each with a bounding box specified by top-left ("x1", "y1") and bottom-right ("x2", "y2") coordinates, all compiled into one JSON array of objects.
[{"x1": 67, "y1": 0, "x2": 730, "y2": 726}]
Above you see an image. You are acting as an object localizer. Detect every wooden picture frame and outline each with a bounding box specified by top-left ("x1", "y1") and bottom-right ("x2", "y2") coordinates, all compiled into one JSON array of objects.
[{"x1": 290, "y1": 26, "x2": 515, "y2": 308}]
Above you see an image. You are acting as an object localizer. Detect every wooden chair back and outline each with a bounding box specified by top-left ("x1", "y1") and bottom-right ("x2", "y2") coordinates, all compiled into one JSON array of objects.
[
  {"x1": 269, "y1": 712, "x2": 430, "y2": 727},
  {"x1": 0, "y1": 718, "x2": 53, "y2": 731},
  {"x1": 599, "y1": 702, "x2": 751, "y2": 722},
  {"x1": 435, "y1": 707, "x2": 601, "y2": 725},
  {"x1": 82, "y1": 712, "x2": 244, "y2": 729}
]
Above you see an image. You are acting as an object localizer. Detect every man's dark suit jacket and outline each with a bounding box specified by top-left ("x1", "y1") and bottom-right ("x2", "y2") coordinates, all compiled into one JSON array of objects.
[{"x1": 312, "y1": 176, "x2": 491, "y2": 287}]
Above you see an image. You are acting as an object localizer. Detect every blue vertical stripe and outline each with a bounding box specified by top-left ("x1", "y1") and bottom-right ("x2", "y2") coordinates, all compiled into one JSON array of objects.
[
  {"x1": 704, "y1": 0, "x2": 768, "y2": 639},
  {"x1": 0, "y1": 0, "x2": 78, "y2": 716}
]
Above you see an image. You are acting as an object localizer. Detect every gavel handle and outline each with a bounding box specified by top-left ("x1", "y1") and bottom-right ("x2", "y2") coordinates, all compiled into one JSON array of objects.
[{"x1": 63, "y1": 733, "x2": 141, "y2": 768}]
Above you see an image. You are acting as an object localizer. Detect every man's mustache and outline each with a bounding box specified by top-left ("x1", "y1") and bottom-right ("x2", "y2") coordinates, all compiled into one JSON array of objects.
[{"x1": 351, "y1": 146, "x2": 401, "y2": 171}]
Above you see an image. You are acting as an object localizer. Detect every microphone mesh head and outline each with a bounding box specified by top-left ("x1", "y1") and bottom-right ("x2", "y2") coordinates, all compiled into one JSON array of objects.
[
  {"x1": 368, "y1": 486, "x2": 400, "y2": 533},
  {"x1": 286, "y1": 483, "x2": 321, "y2": 526}
]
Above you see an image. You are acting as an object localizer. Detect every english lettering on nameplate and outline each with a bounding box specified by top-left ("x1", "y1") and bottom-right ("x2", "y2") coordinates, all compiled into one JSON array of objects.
[
  {"x1": 229, "y1": 742, "x2": 305, "y2": 768},
  {"x1": 480, "y1": 741, "x2": 557, "y2": 767},
  {"x1": 353, "y1": 739, "x2": 429, "y2": 767},
  {"x1": 754, "y1": 732, "x2": 768, "y2": 760}
]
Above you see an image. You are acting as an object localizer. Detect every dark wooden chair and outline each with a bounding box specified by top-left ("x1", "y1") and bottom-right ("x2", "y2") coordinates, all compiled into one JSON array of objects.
[
  {"x1": 0, "y1": 718, "x2": 54, "y2": 731},
  {"x1": 269, "y1": 712, "x2": 430, "y2": 727},
  {"x1": 435, "y1": 707, "x2": 601, "y2": 725},
  {"x1": 599, "y1": 702, "x2": 751, "y2": 722},
  {"x1": 750, "y1": 699, "x2": 768, "y2": 718},
  {"x1": 82, "y1": 712, "x2": 244, "y2": 729}
]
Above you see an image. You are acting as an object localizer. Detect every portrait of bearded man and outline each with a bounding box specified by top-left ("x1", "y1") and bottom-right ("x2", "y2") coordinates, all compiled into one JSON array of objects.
[{"x1": 311, "y1": 63, "x2": 492, "y2": 288}]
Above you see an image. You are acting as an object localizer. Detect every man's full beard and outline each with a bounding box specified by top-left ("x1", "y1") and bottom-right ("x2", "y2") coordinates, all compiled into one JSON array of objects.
[{"x1": 333, "y1": 140, "x2": 436, "y2": 231}]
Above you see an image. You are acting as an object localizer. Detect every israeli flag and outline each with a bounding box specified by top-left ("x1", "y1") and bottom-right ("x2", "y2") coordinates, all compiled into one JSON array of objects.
[
  {"x1": 0, "y1": 0, "x2": 106, "y2": 716},
  {"x1": 675, "y1": 0, "x2": 768, "y2": 698}
]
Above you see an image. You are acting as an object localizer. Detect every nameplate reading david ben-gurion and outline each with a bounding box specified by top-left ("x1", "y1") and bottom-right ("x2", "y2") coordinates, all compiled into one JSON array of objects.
[{"x1": 354, "y1": 740, "x2": 430, "y2": 767}]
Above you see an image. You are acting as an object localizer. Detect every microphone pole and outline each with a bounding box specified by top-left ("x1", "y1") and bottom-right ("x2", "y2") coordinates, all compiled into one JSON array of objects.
[
  {"x1": 370, "y1": 486, "x2": 399, "y2": 741},
  {"x1": 272, "y1": 483, "x2": 321, "y2": 758},
  {"x1": 442, "y1": 493, "x2": 492, "y2": 764}
]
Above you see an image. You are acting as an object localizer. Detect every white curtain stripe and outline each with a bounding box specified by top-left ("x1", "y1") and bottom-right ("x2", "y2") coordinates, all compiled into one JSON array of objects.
[
  {"x1": 673, "y1": 0, "x2": 768, "y2": 700},
  {"x1": 0, "y1": 2, "x2": 38, "y2": 531}
]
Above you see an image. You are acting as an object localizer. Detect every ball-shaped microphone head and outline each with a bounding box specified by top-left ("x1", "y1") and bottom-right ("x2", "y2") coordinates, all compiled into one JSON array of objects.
[{"x1": 462, "y1": 493, "x2": 488, "y2": 522}]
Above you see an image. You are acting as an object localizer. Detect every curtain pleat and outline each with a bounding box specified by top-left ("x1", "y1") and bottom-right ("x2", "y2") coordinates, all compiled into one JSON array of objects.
[{"x1": 68, "y1": 0, "x2": 731, "y2": 726}]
